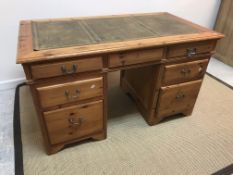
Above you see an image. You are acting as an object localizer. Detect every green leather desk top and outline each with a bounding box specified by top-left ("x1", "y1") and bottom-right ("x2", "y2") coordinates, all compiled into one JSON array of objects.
[{"x1": 32, "y1": 13, "x2": 200, "y2": 51}]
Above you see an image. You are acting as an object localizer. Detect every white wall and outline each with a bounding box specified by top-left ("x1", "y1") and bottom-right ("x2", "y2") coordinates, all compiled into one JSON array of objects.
[{"x1": 0, "y1": 0, "x2": 221, "y2": 87}]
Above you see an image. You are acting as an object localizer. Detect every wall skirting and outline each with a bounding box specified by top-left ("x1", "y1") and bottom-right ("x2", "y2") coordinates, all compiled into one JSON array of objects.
[{"x1": 0, "y1": 78, "x2": 26, "y2": 91}]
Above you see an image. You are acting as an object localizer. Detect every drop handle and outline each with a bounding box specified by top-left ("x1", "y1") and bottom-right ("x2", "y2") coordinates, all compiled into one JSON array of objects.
[
  {"x1": 61, "y1": 64, "x2": 77, "y2": 74},
  {"x1": 65, "y1": 89, "x2": 80, "y2": 100},
  {"x1": 68, "y1": 117, "x2": 83, "y2": 126},
  {"x1": 187, "y1": 48, "x2": 197, "y2": 57}
]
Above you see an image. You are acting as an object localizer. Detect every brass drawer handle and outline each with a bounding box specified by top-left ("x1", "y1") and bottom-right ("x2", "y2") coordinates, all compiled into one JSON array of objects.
[
  {"x1": 180, "y1": 68, "x2": 191, "y2": 75},
  {"x1": 176, "y1": 93, "x2": 185, "y2": 100},
  {"x1": 65, "y1": 89, "x2": 80, "y2": 100},
  {"x1": 187, "y1": 48, "x2": 197, "y2": 57},
  {"x1": 68, "y1": 117, "x2": 83, "y2": 126},
  {"x1": 61, "y1": 64, "x2": 77, "y2": 74}
]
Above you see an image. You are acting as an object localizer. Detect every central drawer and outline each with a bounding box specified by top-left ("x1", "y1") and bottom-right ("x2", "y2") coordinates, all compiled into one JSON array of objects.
[
  {"x1": 109, "y1": 47, "x2": 164, "y2": 68},
  {"x1": 44, "y1": 100, "x2": 103, "y2": 145},
  {"x1": 37, "y1": 77, "x2": 103, "y2": 108}
]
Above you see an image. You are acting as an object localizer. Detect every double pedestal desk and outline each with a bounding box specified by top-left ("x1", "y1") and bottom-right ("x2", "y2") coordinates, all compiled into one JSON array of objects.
[{"x1": 17, "y1": 12, "x2": 223, "y2": 154}]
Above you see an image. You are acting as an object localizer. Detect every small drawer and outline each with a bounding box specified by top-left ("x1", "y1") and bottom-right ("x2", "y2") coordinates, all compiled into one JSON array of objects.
[
  {"x1": 162, "y1": 59, "x2": 209, "y2": 86},
  {"x1": 31, "y1": 57, "x2": 103, "y2": 79},
  {"x1": 37, "y1": 77, "x2": 103, "y2": 108},
  {"x1": 156, "y1": 80, "x2": 202, "y2": 118},
  {"x1": 44, "y1": 100, "x2": 103, "y2": 145},
  {"x1": 109, "y1": 48, "x2": 164, "y2": 68},
  {"x1": 167, "y1": 40, "x2": 216, "y2": 58}
]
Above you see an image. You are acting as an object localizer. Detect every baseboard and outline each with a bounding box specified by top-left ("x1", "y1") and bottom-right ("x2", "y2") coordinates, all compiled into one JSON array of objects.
[{"x1": 0, "y1": 78, "x2": 26, "y2": 91}]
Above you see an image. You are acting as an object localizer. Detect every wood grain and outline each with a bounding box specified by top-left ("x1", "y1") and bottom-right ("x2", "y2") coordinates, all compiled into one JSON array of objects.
[
  {"x1": 109, "y1": 47, "x2": 163, "y2": 68},
  {"x1": 16, "y1": 12, "x2": 223, "y2": 154},
  {"x1": 16, "y1": 12, "x2": 223, "y2": 64},
  {"x1": 44, "y1": 100, "x2": 103, "y2": 145},
  {"x1": 155, "y1": 80, "x2": 202, "y2": 121},
  {"x1": 37, "y1": 77, "x2": 103, "y2": 108},
  {"x1": 167, "y1": 40, "x2": 216, "y2": 58},
  {"x1": 31, "y1": 56, "x2": 103, "y2": 79},
  {"x1": 162, "y1": 59, "x2": 209, "y2": 86}
]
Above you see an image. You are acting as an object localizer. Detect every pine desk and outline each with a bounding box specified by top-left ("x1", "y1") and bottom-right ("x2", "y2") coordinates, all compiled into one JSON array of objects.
[{"x1": 17, "y1": 12, "x2": 223, "y2": 154}]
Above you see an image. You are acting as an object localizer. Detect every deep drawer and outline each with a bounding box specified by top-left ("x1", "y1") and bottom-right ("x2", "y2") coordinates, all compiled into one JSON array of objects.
[
  {"x1": 167, "y1": 40, "x2": 216, "y2": 58},
  {"x1": 31, "y1": 57, "x2": 103, "y2": 79},
  {"x1": 156, "y1": 80, "x2": 202, "y2": 118},
  {"x1": 162, "y1": 59, "x2": 209, "y2": 85},
  {"x1": 109, "y1": 48, "x2": 164, "y2": 68},
  {"x1": 44, "y1": 100, "x2": 103, "y2": 145},
  {"x1": 37, "y1": 77, "x2": 103, "y2": 108}
]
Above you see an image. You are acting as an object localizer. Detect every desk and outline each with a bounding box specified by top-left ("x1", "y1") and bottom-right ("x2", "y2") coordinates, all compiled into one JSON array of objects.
[{"x1": 16, "y1": 12, "x2": 223, "y2": 154}]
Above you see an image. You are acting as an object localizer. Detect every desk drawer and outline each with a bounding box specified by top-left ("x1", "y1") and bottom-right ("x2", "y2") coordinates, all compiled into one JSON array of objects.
[
  {"x1": 162, "y1": 59, "x2": 209, "y2": 85},
  {"x1": 109, "y1": 48, "x2": 163, "y2": 68},
  {"x1": 167, "y1": 40, "x2": 216, "y2": 58},
  {"x1": 44, "y1": 100, "x2": 103, "y2": 145},
  {"x1": 157, "y1": 80, "x2": 202, "y2": 118},
  {"x1": 37, "y1": 77, "x2": 103, "y2": 108},
  {"x1": 31, "y1": 57, "x2": 103, "y2": 79}
]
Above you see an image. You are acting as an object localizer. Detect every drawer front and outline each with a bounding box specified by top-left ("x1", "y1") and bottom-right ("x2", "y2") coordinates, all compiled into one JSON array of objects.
[
  {"x1": 157, "y1": 80, "x2": 202, "y2": 118},
  {"x1": 44, "y1": 100, "x2": 103, "y2": 145},
  {"x1": 31, "y1": 57, "x2": 103, "y2": 79},
  {"x1": 167, "y1": 40, "x2": 216, "y2": 58},
  {"x1": 109, "y1": 48, "x2": 164, "y2": 68},
  {"x1": 37, "y1": 77, "x2": 103, "y2": 108},
  {"x1": 163, "y1": 59, "x2": 209, "y2": 86}
]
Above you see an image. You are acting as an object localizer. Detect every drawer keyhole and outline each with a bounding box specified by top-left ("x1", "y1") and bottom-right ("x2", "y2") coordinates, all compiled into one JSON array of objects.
[
  {"x1": 180, "y1": 68, "x2": 191, "y2": 76},
  {"x1": 176, "y1": 92, "x2": 185, "y2": 100}
]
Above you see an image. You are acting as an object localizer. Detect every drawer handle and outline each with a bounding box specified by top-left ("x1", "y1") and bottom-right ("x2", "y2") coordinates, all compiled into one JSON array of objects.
[
  {"x1": 176, "y1": 93, "x2": 185, "y2": 100},
  {"x1": 68, "y1": 117, "x2": 82, "y2": 126},
  {"x1": 61, "y1": 64, "x2": 77, "y2": 74},
  {"x1": 65, "y1": 89, "x2": 80, "y2": 99},
  {"x1": 187, "y1": 48, "x2": 197, "y2": 57},
  {"x1": 180, "y1": 68, "x2": 191, "y2": 75}
]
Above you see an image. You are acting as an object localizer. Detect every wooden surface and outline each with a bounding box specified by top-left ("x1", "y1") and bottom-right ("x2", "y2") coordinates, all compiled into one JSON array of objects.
[
  {"x1": 31, "y1": 56, "x2": 103, "y2": 79},
  {"x1": 109, "y1": 47, "x2": 164, "y2": 68},
  {"x1": 16, "y1": 12, "x2": 223, "y2": 154},
  {"x1": 162, "y1": 59, "x2": 209, "y2": 86},
  {"x1": 156, "y1": 80, "x2": 202, "y2": 119},
  {"x1": 44, "y1": 100, "x2": 103, "y2": 145},
  {"x1": 214, "y1": 0, "x2": 233, "y2": 67},
  {"x1": 31, "y1": 14, "x2": 199, "y2": 50},
  {"x1": 37, "y1": 77, "x2": 103, "y2": 108},
  {"x1": 17, "y1": 12, "x2": 223, "y2": 64}
]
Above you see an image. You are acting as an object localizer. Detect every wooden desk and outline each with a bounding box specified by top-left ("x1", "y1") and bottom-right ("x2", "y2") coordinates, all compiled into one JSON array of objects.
[{"x1": 16, "y1": 12, "x2": 223, "y2": 154}]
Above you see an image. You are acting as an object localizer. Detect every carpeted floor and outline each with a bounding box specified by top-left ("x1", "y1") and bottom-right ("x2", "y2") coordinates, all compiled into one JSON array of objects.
[{"x1": 16, "y1": 74, "x2": 233, "y2": 175}]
